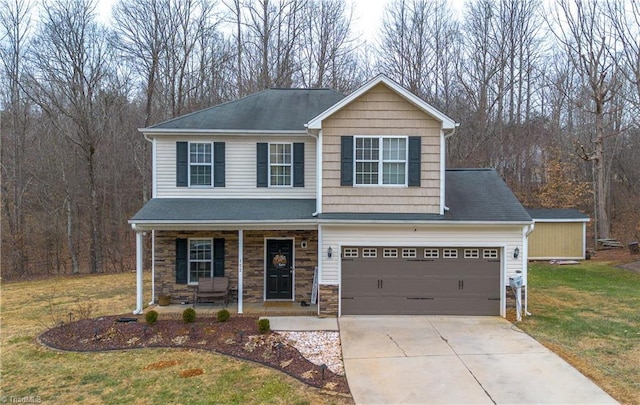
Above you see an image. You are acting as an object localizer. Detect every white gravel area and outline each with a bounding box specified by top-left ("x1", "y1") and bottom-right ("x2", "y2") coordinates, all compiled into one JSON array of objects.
[{"x1": 278, "y1": 331, "x2": 344, "y2": 376}]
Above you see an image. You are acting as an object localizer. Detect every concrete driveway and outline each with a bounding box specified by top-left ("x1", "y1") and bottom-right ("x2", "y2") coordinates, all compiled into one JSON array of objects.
[{"x1": 339, "y1": 316, "x2": 617, "y2": 404}]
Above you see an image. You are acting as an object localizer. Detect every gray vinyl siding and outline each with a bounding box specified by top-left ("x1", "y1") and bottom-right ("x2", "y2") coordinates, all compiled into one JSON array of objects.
[{"x1": 154, "y1": 136, "x2": 316, "y2": 198}]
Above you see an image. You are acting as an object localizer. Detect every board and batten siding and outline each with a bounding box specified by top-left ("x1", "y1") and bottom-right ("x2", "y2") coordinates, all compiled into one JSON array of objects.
[
  {"x1": 154, "y1": 136, "x2": 316, "y2": 198},
  {"x1": 319, "y1": 225, "x2": 525, "y2": 284},
  {"x1": 528, "y1": 222, "x2": 586, "y2": 259},
  {"x1": 321, "y1": 83, "x2": 442, "y2": 214}
]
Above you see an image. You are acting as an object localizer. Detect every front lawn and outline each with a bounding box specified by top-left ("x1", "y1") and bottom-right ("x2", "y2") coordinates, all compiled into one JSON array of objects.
[
  {"x1": 0, "y1": 273, "x2": 351, "y2": 404},
  {"x1": 519, "y1": 261, "x2": 640, "y2": 404}
]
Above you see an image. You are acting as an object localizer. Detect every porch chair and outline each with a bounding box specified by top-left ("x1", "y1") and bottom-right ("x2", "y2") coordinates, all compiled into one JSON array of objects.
[{"x1": 193, "y1": 276, "x2": 230, "y2": 307}]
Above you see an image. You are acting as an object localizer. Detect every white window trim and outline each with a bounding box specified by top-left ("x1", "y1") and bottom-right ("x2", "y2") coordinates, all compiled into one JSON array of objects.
[
  {"x1": 188, "y1": 238, "x2": 213, "y2": 285},
  {"x1": 188, "y1": 142, "x2": 214, "y2": 187},
  {"x1": 268, "y1": 142, "x2": 293, "y2": 188},
  {"x1": 353, "y1": 135, "x2": 408, "y2": 187},
  {"x1": 362, "y1": 248, "x2": 378, "y2": 258}
]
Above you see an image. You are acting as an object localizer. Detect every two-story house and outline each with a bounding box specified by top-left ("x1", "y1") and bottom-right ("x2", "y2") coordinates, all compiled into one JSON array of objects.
[{"x1": 129, "y1": 75, "x2": 533, "y2": 318}]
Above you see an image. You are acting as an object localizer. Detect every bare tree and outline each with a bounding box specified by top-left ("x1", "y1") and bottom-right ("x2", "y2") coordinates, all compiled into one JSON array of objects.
[
  {"x1": 299, "y1": 0, "x2": 355, "y2": 89},
  {"x1": 551, "y1": 0, "x2": 623, "y2": 240},
  {"x1": 0, "y1": 0, "x2": 34, "y2": 277},
  {"x1": 25, "y1": 0, "x2": 116, "y2": 273}
]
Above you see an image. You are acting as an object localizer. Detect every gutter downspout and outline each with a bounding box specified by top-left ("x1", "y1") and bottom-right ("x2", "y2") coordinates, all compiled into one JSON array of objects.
[
  {"x1": 524, "y1": 223, "x2": 535, "y2": 316},
  {"x1": 440, "y1": 124, "x2": 459, "y2": 215},
  {"x1": 307, "y1": 128, "x2": 321, "y2": 216},
  {"x1": 131, "y1": 224, "x2": 144, "y2": 315}
]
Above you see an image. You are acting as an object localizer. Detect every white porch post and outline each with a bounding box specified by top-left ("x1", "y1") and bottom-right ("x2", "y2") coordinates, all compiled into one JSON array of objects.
[
  {"x1": 134, "y1": 230, "x2": 144, "y2": 314},
  {"x1": 149, "y1": 229, "x2": 155, "y2": 305},
  {"x1": 238, "y1": 229, "x2": 244, "y2": 314}
]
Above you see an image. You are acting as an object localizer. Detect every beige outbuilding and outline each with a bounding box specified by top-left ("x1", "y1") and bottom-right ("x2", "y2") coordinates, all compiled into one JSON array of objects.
[{"x1": 526, "y1": 208, "x2": 590, "y2": 260}]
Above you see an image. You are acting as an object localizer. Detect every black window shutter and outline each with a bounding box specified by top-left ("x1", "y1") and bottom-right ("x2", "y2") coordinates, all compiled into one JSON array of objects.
[
  {"x1": 213, "y1": 238, "x2": 225, "y2": 277},
  {"x1": 176, "y1": 142, "x2": 188, "y2": 187},
  {"x1": 256, "y1": 142, "x2": 268, "y2": 187},
  {"x1": 176, "y1": 238, "x2": 188, "y2": 284},
  {"x1": 293, "y1": 142, "x2": 305, "y2": 187},
  {"x1": 214, "y1": 142, "x2": 225, "y2": 187},
  {"x1": 340, "y1": 136, "x2": 354, "y2": 186},
  {"x1": 408, "y1": 136, "x2": 421, "y2": 187}
]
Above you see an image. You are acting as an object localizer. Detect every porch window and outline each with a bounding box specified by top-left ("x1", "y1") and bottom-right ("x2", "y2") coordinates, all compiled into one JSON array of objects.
[
  {"x1": 189, "y1": 239, "x2": 212, "y2": 283},
  {"x1": 189, "y1": 142, "x2": 212, "y2": 186},
  {"x1": 354, "y1": 136, "x2": 407, "y2": 185},
  {"x1": 269, "y1": 143, "x2": 292, "y2": 186}
]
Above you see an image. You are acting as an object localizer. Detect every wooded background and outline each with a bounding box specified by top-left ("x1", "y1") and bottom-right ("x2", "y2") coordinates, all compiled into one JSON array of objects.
[{"x1": 2, "y1": 0, "x2": 639, "y2": 279}]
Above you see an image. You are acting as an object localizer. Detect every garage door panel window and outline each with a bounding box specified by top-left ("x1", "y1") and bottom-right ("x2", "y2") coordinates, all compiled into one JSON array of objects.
[
  {"x1": 343, "y1": 248, "x2": 358, "y2": 258},
  {"x1": 383, "y1": 248, "x2": 398, "y2": 258},
  {"x1": 483, "y1": 249, "x2": 498, "y2": 258},
  {"x1": 464, "y1": 249, "x2": 479, "y2": 258},
  {"x1": 362, "y1": 248, "x2": 378, "y2": 257},
  {"x1": 402, "y1": 248, "x2": 417, "y2": 258},
  {"x1": 443, "y1": 249, "x2": 458, "y2": 258},
  {"x1": 424, "y1": 249, "x2": 439, "y2": 258}
]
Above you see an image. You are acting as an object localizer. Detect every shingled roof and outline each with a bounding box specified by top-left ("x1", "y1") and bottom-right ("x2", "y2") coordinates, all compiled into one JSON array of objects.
[
  {"x1": 525, "y1": 208, "x2": 589, "y2": 221},
  {"x1": 148, "y1": 89, "x2": 345, "y2": 131},
  {"x1": 130, "y1": 169, "x2": 531, "y2": 225}
]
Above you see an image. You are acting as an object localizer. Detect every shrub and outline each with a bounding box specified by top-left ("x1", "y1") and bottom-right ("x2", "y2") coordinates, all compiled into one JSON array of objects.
[
  {"x1": 217, "y1": 309, "x2": 231, "y2": 322},
  {"x1": 145, "y1": 310, "x2": 159, "y2": 325},
  {"x1": 182, "y1": 307, "x2": 196, "y2": 323},
  {"x1": 258, "y1": 318, "x2": 270, "y2": 334}
]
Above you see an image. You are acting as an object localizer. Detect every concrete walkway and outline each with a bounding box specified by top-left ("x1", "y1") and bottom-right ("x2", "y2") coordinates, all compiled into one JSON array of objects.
[{"x1": 339, "y1": 316, "x2": 618, "y2": 404}]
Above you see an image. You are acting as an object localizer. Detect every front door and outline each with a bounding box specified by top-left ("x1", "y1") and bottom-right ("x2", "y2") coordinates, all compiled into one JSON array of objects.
[{"x1": 266, "y1": 239, "x2": 293, "y2": 300}]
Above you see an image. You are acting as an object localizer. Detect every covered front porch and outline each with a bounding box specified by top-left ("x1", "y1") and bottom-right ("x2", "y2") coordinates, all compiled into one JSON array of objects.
[{"x1": 132, "y1": 227, "x2": 323, "y2": 316}]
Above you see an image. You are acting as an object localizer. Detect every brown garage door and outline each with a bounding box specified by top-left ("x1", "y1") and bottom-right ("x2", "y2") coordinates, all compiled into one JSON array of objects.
[{"x1": 341, "y1": 247, "x2": 501, "y2": 315}]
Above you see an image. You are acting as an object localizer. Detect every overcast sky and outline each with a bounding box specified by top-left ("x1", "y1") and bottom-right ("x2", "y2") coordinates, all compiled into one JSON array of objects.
[{"x1": 95, "y1": 0, "x2": 392, "y2": 43}]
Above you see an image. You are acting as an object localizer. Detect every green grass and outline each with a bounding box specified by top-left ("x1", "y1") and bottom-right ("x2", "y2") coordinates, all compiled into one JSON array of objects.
[
  {"x1": 519, "y1": 261, "x2": 640, "y2": 404},
  {"x1": 0, "y1": 273, "x2": 351, "y2": 405}
]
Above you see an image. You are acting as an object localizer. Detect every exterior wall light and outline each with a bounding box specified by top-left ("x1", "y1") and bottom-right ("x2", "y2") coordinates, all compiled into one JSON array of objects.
[
  {"x1": 300, "y1": 240, "x2": 308, "y2": 249},
  {"x1": 513, "y1": 247, "x2": 520, "y2": 259},
  {"x1": 327, "y1": 247, "x2": 333, "y2": 258}
]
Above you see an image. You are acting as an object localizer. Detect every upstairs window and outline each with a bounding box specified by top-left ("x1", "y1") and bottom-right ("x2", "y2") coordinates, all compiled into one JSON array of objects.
[
  {"x1": 269, "y1": 143, "x2": 292, "y2": 186},
  {"x1": 190, "y1": 143, "x2": 212, "y2": 186},
  {"x1": 176, "y1": 141, "x2": 225, "y2": 188},
  {"x1": 354, "y1": 136, "x2": 407, "y2": 185}
]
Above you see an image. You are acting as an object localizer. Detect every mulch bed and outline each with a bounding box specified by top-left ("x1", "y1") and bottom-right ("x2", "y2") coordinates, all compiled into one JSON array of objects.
[{"x1": 38, "y1": 315, "x2": 350, "y2": 395}]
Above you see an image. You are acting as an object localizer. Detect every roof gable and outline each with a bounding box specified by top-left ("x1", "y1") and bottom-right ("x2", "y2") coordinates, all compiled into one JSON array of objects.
[
  {"x1": 306, "y1": 74, "x2": 457, "y2": 130},
  {"x1": 144, "y1": 88, "x2": 345, "y2": 132}
]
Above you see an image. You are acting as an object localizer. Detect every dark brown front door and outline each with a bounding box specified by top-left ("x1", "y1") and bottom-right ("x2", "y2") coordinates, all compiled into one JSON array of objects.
[{"x1": 266, "y1": 239, "x2": 293, "y2": 300}]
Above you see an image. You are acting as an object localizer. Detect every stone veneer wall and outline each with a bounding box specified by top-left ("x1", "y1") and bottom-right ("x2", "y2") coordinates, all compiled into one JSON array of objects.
[
  {"x1": 319, "y1": 285, "x2": 339, "y2": 316},
  {"x1": 154, "y1": 230, "x2": 318, "y2": 304}
]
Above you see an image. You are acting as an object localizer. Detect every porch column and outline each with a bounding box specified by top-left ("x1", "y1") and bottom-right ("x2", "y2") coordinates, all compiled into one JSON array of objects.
[
  {"x1": 133, "y1": 230, "x2": 144, "y2": 314},
  {"x1": 149, "y1": 229, "x2": 155, "y2": 305},
  {"x1": 238, "y1": 229, "x2": 244, "y2": 314}
]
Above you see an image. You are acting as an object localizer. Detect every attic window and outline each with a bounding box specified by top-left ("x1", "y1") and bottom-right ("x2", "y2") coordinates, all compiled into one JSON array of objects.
[{"x1": 354, "y1": 136, "x2": 407, "y2": 186}]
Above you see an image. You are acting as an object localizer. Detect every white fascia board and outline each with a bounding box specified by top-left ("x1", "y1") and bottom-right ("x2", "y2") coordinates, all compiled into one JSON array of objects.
[
  {"x1": 139, "y1": 128, "x2": 308, "y2": 137},
  {"x1": 128, "y1": 220, "x2": 318, "y2": 232},
  {"x1": 306, "y1": 74, "x2": 457, "y2": 130},
  {"x1": 532, "y1": 218, "x2": 590, "y2": 223},
  {"x1": 317, "y1": 219, "x2": 533, "y2": 227}
]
